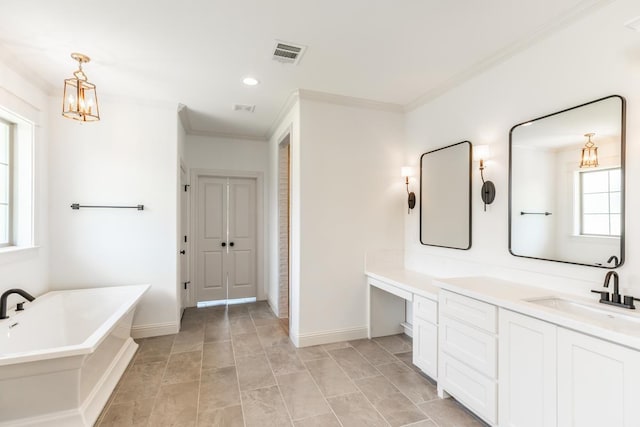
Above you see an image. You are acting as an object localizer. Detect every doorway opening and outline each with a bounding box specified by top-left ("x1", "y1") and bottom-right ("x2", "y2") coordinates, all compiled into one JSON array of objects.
[
  {"x1": 278, "y1": 134, "x2": 291, "y2": 332},
  {"x1": 192, "y1": 172, "x2": 262, "y2": 307}
]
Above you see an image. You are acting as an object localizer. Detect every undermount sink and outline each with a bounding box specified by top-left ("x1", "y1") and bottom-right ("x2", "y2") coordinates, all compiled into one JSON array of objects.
[{"x1": 525, "y1": 297, "x2": 640, "y2": 334}]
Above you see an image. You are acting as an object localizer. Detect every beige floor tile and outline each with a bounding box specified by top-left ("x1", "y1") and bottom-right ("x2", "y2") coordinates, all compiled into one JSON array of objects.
[
  {"x1": 305, "y1": 357, "x2": 358, "y2": 397},
  {"x1": 256, "y1": 323, "x2": 291, "y2": 348},
  {"x1": 394, "y1": 351, "x2": 422, "y2": 373},
  {"x1": 373, "y1": 392, "x2": 428, "y2": 427},
  {"x1": 98, "y1": 398, "x2": 154, "y2": 427},
  {"x1": 356, "y1": 375, "x2": 427, "y2": 426},
  {"x1": 374, "y1": 334, "x2": 412, "y2": 354},
  {"x1": 296, "y1": 345, "x2": 329, "y2": 361},
  {"x1": 241, "y1": 385, "x2": 293, "y2": 427},
  {"x1": 172, "y1": 326, "x2": 205, "y2": 354},
  {"x1": 355, "y1": 375, "x2": 399, "y2": 403},
  {"x1": 328, "y1": 347, "x2": 380, "y2": 380},
  {"x1": 350, "y1": 339, "x2": 398, "y2": 365},
  {"x1": 114, "y1": 381, "x2": 162, "y2": 405},
  {"x1": 418, "y1": 398, "x2": 487, "y2": 426},
  {"x1": 327, "y1": 392, "x2": 389, "y2": 427},
  {"x1": 163, "y1": 350, "x2": 202, "y2": 385},
  {"x1": 293, "y1": 413, "x2": 341, "y2": 427},
  {"x1": 198, "y1": 366, "x2": 241, "y2": 412},
  {"x1": 266, "y1": 343, "x2": 307, "y2": 376},
  {"x1": 276, "y1": 371, "x2": 332, "y2": 420},
  {"x1": 322, "y1": 341, "x2": 351, "y2": 351},
  {"x1": 203, "y1": 340, "x2": 235, "y2": 369},
  {"x1": 204, "y1": 324, "x2": 232, "y2": 343},
  {"x1": 378, "y1": 364, "x2": 438, "y2": 405},
  {"x1": 236, "y1": 353, "x2": 277, "y2": 391},
  {"x1": 197, "y1": 405, "x2": 244, "y2": 427},
  {"x1": 117, "y1": 360, "x2": 166, "y2": 395},
  {"x1": 148, "y1": 381, "x2": 199, "y2": 427},
  {"x1": 232, "y1": 331, "x2": 264, "y2": 356},
  {"x1": 400, "y1": 420, "x2": 437, "y2": 427},
  {"x1": 135, "y1": 335, "x2": 175, "y2": 364},
  {"x1": 230, "y1": 316, "x2": 257, "y2": 335}
]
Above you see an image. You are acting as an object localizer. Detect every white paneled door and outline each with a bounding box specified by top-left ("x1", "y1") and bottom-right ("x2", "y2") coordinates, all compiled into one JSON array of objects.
[{"x1": 196, "y1": 176, "x2": 257, "y2": 302}]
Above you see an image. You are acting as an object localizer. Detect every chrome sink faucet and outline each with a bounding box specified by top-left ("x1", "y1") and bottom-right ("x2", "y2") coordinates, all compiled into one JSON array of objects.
[
  {"x1": 591, "y1": 271, "x2": 638, "y2": 310},
  {"x1": 0, "y1": 288, "x2": 35, "y2": 320}
]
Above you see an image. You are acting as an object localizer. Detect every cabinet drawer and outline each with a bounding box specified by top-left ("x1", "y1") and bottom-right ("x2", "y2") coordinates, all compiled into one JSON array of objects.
[
  {"x1": 440, "y1": 290, "x2": 497, "y2": 333},
  {"x1": 413, "y1": 294, "x2": 437, "y2": 324},
  {"x1": 440, "y1": 315, "x2": 497, "y2": 378},
  {"x1": 439, "y1": 352, "x2": 497, "y2": 425}
]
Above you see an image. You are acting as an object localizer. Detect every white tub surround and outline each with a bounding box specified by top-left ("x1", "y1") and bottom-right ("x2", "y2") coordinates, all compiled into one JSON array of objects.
[{"x1": 0, "y1": 284, "x2": 150, "y2": 427}]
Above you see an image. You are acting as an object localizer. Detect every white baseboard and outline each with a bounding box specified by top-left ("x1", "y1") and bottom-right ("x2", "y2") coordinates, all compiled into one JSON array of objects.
[
  {"x1": 267, "y1": 296, "x2": 278, "y2": 317},
  {"x1": 131, "y1": 322, "x2": 179, "y2": 339},
  {"x1": 401, "y1": 321, "x2": 413, "y2": 338},
  {"x1": 294, "y1": 326, "x2": 368, "y2": 348}
]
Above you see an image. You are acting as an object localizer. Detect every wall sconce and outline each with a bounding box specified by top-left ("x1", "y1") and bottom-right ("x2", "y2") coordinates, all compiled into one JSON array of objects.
[
  {"x1": 401, "y1": 166, "x2": 416, "y2": 214},
  {"x1": 62, "y1": 53, "x2": 100, "y2": 122},
  {"x1": 579, "y1": 132, "x2": 599, "y2": 168},
  {"x1": 473, "y1": 145, "x2": 495, "y2": 211}
]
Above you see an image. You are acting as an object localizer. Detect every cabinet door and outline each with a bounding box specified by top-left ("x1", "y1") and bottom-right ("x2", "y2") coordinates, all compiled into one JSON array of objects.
[
  {"x1": 498, "y1": 309, "x2": 556, "y2": 427},
  {"x1": 558, "y1": 328, "x2": 640, "y2": 427},
  {"x1": 413, "y1": 317, "x2": 437, "y2": 379}
]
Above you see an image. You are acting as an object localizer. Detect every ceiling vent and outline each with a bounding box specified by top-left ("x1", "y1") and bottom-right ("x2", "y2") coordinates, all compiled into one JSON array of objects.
[
  {"x1": 272, "y1": 41, "x2": 306, "y2": 65},
  {"x1": 233, "y1": 104, "x2": 255, "y2": 113}
]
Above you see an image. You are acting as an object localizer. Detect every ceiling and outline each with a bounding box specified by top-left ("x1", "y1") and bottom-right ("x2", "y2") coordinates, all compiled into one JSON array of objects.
[{"x1": 0, "y1": 0, "x2": 611, "y2": 140}]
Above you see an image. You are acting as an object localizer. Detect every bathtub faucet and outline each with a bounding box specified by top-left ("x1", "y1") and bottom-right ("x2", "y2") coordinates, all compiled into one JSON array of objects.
[{"x1": 0, "y1": 288, "x2": 35, "y2": 320}]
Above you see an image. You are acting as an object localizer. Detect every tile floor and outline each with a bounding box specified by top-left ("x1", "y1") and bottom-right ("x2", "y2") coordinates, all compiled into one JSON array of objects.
[{"x1": 96, "y1": 302, "x2": 487, "y2": 427}]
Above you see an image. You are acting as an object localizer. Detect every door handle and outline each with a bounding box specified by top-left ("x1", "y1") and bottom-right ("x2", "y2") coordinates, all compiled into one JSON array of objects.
[
  {"x1": 180, "y1": 250, "x2": 186, "y2": 254},
  {"x1": 229, "y1": 242, "x2": 235, "y2": 247},
  {"x1": 221, "y1": 242, "x2": 226, "y2": 247},
  {"x1": 183, "y1": 281, "x2": 190, "y2": 290}
]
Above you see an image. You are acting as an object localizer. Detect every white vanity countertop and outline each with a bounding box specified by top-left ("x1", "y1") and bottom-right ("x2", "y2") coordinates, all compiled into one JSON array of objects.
[
  {"x1": 365, "y1": 266, "x2": 439, "y2": 299},
  {"x1": 436, "y1": 276, "x2": 640, "y2": 351}
]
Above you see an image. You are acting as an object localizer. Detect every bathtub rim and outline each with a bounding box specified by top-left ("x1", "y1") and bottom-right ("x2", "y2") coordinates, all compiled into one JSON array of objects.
[{"x1": 0, "y1": 284, "x2": 150, "y2": 367}]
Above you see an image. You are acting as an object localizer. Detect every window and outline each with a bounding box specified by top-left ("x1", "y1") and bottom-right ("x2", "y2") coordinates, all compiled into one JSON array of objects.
[
  {"x1": 0, "y1": 119, "x2": 11, "y2": 247},
  {"x1": 580, "y1": 168, "x2": 621, "y2": 236},
  {"x1": 0, "y1": 105, "x2": 35, "y2": 251}
]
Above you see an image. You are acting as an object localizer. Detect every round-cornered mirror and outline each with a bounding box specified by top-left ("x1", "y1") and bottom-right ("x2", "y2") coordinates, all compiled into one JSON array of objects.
[{"x1": 509, "y1": 95, "x2": 625, "y2": 268}]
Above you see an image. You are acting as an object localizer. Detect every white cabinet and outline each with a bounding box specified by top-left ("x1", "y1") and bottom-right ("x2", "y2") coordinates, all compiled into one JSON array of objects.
[
  {"x1": 413, "y1": 294, "x2": 438, "y2": 379},
  {"x1": 557, "y1": 328, "x2": 640, "y2": 427},
  {"x1": 438, "y1": 290, "x2": 497, "y2": 426},
  {"x1": 498, "y1": 309, "x2": 556, "y2": 427}
]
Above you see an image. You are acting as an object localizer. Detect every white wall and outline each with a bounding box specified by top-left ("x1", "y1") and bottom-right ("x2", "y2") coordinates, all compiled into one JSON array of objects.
[
  {"x1": 48, "y1": 98, "x2": 179, "y2": 336},
  {"x1": 295, "y1": 95, "x2": 405, "y2": 345},
  {"x1": 404, "y1": 0, "x2": 640, "y2": 295},
  {"x1": 0, "y1": 59, "x2": 49, "y2": 303}
]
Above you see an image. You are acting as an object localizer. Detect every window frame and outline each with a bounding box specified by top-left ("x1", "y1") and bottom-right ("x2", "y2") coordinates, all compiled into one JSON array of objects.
[
  {"x1": 0, "y1": 117, "x2": 13, "y2": 248},
  {"x1": 579, "y1": 167, "x2": 621, "y2": 237}
]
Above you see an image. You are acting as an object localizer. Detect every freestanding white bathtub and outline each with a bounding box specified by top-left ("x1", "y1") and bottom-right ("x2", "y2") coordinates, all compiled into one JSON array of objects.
[{"x1": 0, "y1": 284, "x2": 149, "y2": 426}]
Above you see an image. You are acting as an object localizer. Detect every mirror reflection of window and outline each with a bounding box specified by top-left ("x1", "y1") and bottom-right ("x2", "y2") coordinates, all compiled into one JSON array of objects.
[{"x1": 579, "y1": 168, "x2": 621, "y2": 237}]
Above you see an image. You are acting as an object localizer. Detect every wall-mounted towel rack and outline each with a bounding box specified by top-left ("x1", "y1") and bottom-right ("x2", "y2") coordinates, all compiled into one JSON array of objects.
[
  {"x1": 71, "y1": 203, "x2": 144, "y2": 210},
  {"x1": 520, "y1": 211, "x2": 552, "y2": 216}
]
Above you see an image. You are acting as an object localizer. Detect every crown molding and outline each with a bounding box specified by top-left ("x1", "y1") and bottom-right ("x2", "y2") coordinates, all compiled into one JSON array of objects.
[
  {"x1": 266, "y1": 90, "x2": 300, "y2": 140},
  {"x1": 188, "y1": 128, "x2": 267, "y2": 142},
  {"x1": 297, "y1": 89, "x2": 404, "y2": 113},
  {"x1": 0, "y1": 47, "x2": 55, "y2": 96},
  {"x1": 405, "y1": 0, "x2": 614, "y2": 111}
]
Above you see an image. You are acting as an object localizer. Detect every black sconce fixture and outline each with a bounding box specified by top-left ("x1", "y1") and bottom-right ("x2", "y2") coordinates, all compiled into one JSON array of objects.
[
  {"x1": 401, "y1": 166, "x2": 416, "y2": 214},
  {"x1": 474, "y1": 145, "x2": 495, "y2": 211}
]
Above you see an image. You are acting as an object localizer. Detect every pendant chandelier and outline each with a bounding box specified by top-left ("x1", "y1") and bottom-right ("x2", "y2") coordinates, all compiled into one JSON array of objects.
[
  {"x1": 62, "y1": 53, "x2": 100, "y2": 122},
  {"x1": 579, "y1": 132, "x2": 598, "y2": 168}
]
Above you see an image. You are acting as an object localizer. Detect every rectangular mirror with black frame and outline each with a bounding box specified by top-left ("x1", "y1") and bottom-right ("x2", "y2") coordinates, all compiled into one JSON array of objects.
[
  {"x1": 509, "y1": 95, "x2": 625, "y2": 268},
  {"x1": 420, "y1": 141, "x2": 472, "y2": 250}
]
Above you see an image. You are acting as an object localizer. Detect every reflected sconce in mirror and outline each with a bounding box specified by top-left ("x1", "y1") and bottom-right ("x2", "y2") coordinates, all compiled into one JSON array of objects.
[
  {"x1": 579, "y1": 132, "x2": 599, "y2": 168},
  {"x1": 473, "y1": 145, "x2": 495, "y2": 211},
  {"x1": 62, "y1": 53, "x2": 100, "y2": 122},
  {"x1": 401, "y1": 166, "x2": 416, "y2": 214}
]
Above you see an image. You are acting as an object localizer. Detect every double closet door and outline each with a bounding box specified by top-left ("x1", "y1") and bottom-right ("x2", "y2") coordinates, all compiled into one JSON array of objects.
[{"x1": 196, "y1": 176, "x2": 257, "y2": 302}]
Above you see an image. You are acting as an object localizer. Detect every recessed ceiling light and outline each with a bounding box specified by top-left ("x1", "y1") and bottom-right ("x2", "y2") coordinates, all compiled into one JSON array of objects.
[{"x1": 243, "y1": 77, "x2": 259, "y2": 86}]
